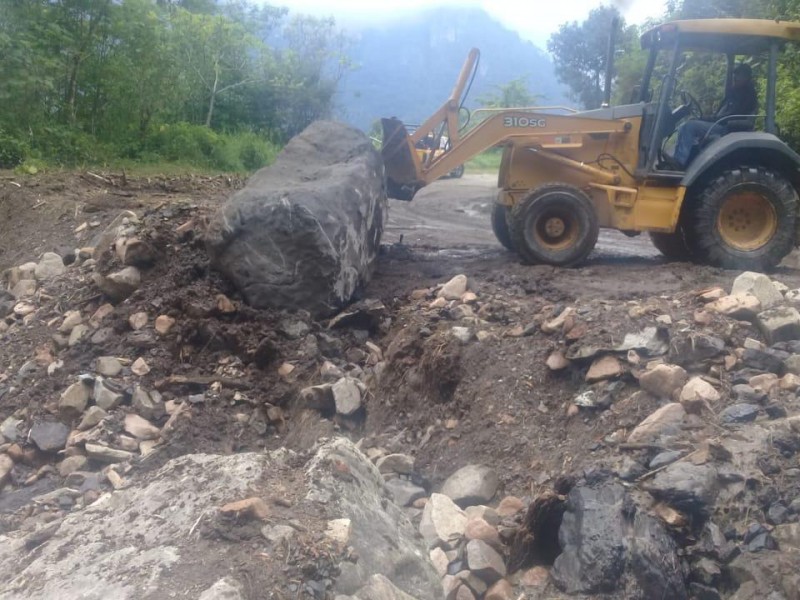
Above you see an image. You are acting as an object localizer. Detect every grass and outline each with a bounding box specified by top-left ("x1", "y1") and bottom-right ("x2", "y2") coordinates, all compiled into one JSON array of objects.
[{"x1": 466, "y1": 150, "x2": 502, "y2": 174}]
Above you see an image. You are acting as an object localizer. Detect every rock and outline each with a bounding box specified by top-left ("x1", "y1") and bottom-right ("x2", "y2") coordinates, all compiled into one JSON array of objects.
[
  {"x1": 124, "y1": 413, "x2": 160, "y2": 440},
  {"x1": 198, "y1": 578, "x2": 243, "y2": 600},
  {"x1": 131, "y1": 357, "x2": 150, "y2": 376},
  {"x1": 767, "y1": 503, "x2": 788, "y2": 525},
  {"x1": 131, "y1": 386, "x2": 165, "y2": 420},
  {"x1": 34, "y1": 252, "x2": 66, "y2": 280},
  {"x1": 85, "y1": 443, "x2": 135, "y2": 463},
  {"x1": 742, "y1": 348, "x2": 789, "y2": 374},
  {"x1": 0, "y1": 417, "x2": 22, "y2": 443},
  {"x1": 708, "y1": 294, "x2": 762, "y2": 320},
  {"x1": 546, "y1": 351, "x2": 570, "y2": 371},
  {"x1": 0, "y1": 454, "x2": 14, "y2": 489},
  {"x1": 354, "y1": 574, "x2": 418, "y2": 600},
  {"x1": 261, "y1": 524, "x2": 295, "y2": 545},
  {"x1": 429, "y1": 547, "x2": 449, "y2": 577},
  {"x1": 649, "y1": 450, "x2": 684, "y2": 470},
  {"x1": 520, "y1": 567, "x2": 549, "y2": 588},
  {"x1": 206, "y1": 122, "x2": 386, "y2": 317},
  {"x1": 419, "y1": 493, "x2": 468, "y2": 548},
  {"x1": 376, "y1": 453, "x2": 415, "y2": 475},
  {"x1": 465, "y1": 505, "x2": 500, "y2": 526},
  {"x1": 307, "y1": 438, "x2": 441, "y2": 598},
  {"x1": 220, "y1": 497, "x2": 271, "y2": 520},
  {"x1": 772, "y1": 523, "x2": 800, "y2": 550},
  {"x1": 586, "y1": 355, "x2": 623, "y2": 383},
  {"x1": 299, "y1": 383, "x2": 334, "y2": 412},
  {"x1": 128, "y1": 311, "x2": 148, "y2": 330},
  {"x1": 95, "y1": 357, "x2": 122, "y2": 377},
  {"x1": 68, "y1": 324, "x2": 89, "y2": 347},
  {"x1": 496, "y1": 496, "x2": 524, "y2": 518},
  {"x1": 779, "y1": 373, "x2": 800, "y2": 391},
  {"x1": 438, "y1": 275, "x2": 468, "y2": 301},
  {"x1": 679, "y1": 377, "x2": 720, "y2": 414},
  {"x1": 154, "y1": 315, "x2": 176, "y2": 335},
  {"x1": 484, "y1": 580, "x2": 514, "y2": 600},
  {"x1": 441, "y1": 464, "x2": 499, "y2": 508},
  {"x1": 465, "y1": 539, "x2": 506, "y2": 583},
  {"x1": 30, "y1": 421, "x2": 70, "y2": 452},
  {"x1": 78, "y1": 406, "x2": 108, "y2": 430},
  {"x1": 464, "y1": 518, "x2": 501, "y2": 547},
  {"x1": 553, "y1": 481, "x2": 686, "y2": 598},
  {"x1": 93, "y1": 378, "x2": 124, "y2": 410},
  {"x1": 385, "y1": 478, "x2": 426, "y2": 507},
  {"x1": 10, "y1": 279, "x2": 36, "y2": 299},
  {"x1": 732, "y1": 272, "x2": 783, "y2": 308},
  {"x1": 785, "y1": 354, "x2": 800, "y2": 375},
  {"x1": 671, "y1": 334, "x2": 726, "y2": 365},
  {"x1": 451, "y1": 326, "x2": 473, "y2": 344},
  {"x1": 643, "y1": 463, "x2": 717, "y2": 515},
  {"x1": 119, "y1": 238, "x2": 157, "y2": 268},
  {"x1": 332, "y1": 377, "x2": 362, "y2": 416},
  {"x1": 720, "y1": 403, "x2": 759, "y2": 424},
  {"x1": 639, "y1": 364, "x2": 687, "y2": 399},
  {"x1": 454, "y1": 583, "x2": 476, "y2": 600},
  {"x1": 627, "y1": 403, "x2": 685, "y2": 444},
  {"x1": 59, "y1": 382, "x2": 91, "y2": 419},
  {"x1": 94, "y1": 266, "x2": 141, "y2": 302},
  {"x1": 325, "y1": 518, "x2": 352, "y2": 544},
  {"x1": 58, "y1": 455, "x2": 87, "y2": 477},
  {"x1": 749, "y1": 373, "x2": 779, "y2": 395},
  {"x1": 757, "y1": 306, "x2": 800, "y2": 344}
]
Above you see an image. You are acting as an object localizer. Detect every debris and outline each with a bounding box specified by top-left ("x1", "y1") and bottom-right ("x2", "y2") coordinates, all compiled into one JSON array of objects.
[
  {"x1": 95, "y1": 356, "x2": 123, "y2": 377},
  {"x1": 220, "y1": 497, "x2": 271, "y2": 521},
  {"x1": 627, "y1": 403, "x2": 686, "y2": 444},
  {"x1": 34, "y1": 252, "x2": 66, "y2": 280},
  {"x1": 30, "y1": 421, "x2": 70, "y2": 452},
  {"x1": 94, "y1": 266, "x2": 142, "y2": 302},
  {"x1": 59, "y1": 382, "x2": 91, "y2": 418},
  {"x1": 708, "y1": 294, "x2": 762, "y2": 320},
  {"x1": 128, "y1": 312, "x2": 148, "y2": 330},
  {"x1": 719, "y1": 403, "x2": 759, "y2": 424},
  {"x1": 154, "y1": 315, "x2": 176, "y2": 335},
  {"x1": 124, "y1": 413, "x2": 161, "y2": 440},
  {"x1": 679, "y1": 377, "x2": 720, "y2": 414},
  {"x1": 419, "y1": 493, "x2": 468, "y2": 548},
  {"x1": 639, "y1": 364, "x2": 688, "y2": 399},
  {"x1": 731, "y1": 271, "x2": 783, "y2": 309},
  {"x1": 331, "y1": 377, "x2": 362, "y2": 416},
  {"x1": 131, "y1": 357, "x2": 151, "y2": 376},
  {"x1": 546, "y1": 350, "x2": 570, "y2": 371},
  {"x1": 85, "y1": 443, "x2": 135, "y2": 463},
  {"x1": 376, "y1": 453, "x2": 415, "y2": 475},
  {"x1": 757, "y1": 306, "x2": 800, "y2": 345},
  {"x1": 465, "y1": 539, "x2": 506, "y2": 582},
  {"x1": 585, "y1": 355, "x2": 623, "y2": 383},
  {"x1": 78, "y1": 406, "x2": 108, "y2": 431}
]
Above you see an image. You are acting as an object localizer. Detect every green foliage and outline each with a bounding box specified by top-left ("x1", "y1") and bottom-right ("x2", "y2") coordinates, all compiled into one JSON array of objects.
[
  {"x1": 477, "y1": 78, "x2": 542, "y2": 109},
  {"x1": 548, "y1": 7, "x2": 638, "y2": 109},
  {"x1": 0, "y1": 0, "x2": 349, "y2": 171},
  {"x1": 0, "y1": 129, "x2": 29, "y2": 169}
]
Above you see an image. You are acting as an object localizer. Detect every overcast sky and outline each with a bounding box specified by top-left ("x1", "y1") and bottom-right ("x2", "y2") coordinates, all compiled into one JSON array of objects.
[{"x1": 270, "y1": 0, "x2": 667, "y2": 47}]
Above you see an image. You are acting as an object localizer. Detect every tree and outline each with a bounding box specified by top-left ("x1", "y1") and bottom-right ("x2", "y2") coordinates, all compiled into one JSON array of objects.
[
  {"x1": 548, "y1": 6, "x2": 635, "y2": 109},
  {"x1": 477, "y1": 78, "x2": 542, "y2": 109}
]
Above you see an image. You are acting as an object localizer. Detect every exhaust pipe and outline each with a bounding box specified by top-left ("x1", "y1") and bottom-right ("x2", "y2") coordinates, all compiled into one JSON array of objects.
[{"x1": 603, "y1": 17, "x2": 619, "y2": 107}]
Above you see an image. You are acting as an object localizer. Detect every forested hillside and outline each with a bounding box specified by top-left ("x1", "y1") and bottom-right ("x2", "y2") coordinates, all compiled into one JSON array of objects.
[
  {"x1": 0, "y1": 0, "x2": 347, "y2": 171},
  {"x1": 336, "y1": 7, "x2": 569, "y2": 131}
]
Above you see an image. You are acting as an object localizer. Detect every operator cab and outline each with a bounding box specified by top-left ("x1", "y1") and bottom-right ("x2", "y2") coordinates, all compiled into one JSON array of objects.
[{"x1": 635, "y1": 19, "x2": 799, "y2": 177}]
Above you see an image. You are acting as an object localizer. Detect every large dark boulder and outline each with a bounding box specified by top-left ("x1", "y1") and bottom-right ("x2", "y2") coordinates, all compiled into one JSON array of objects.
[
  {"x1": 552, "y1": 480, "x2": 688, "y2": 600},
  {"x1": 206, "y1": 121, "x2": 387, "y2": 316}
]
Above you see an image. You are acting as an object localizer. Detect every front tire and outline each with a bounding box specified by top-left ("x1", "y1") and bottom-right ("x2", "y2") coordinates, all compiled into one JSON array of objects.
[
  {"x1": 449, "y1": 164, "x2": 465, "y2": 179},
  {"x1": 509, "y1": 184, "x2": 599, "y2": 266},
  {"x1": 687, "y1": 167, "x2": 797, "y2": 270},
  {"x1": 491, "y1": 203, "x2": 515, "y2": 251}
]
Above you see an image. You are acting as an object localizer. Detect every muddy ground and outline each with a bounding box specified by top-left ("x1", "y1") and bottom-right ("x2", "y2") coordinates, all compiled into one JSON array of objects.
[{"x1": 2, "y1": 170, "x2": 800, "y2": 599}]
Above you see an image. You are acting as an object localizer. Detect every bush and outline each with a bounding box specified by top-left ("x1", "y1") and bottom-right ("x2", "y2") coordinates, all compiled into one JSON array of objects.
[
  {"x1": 143, "y1": 124, "x2": 279, "y2": 171},
  {"x1": 0, "y1": 129, "x2": 29, "y2": 169},
  {"x1": 30, "y1": 126, "x2": 100, "y2": 165}
]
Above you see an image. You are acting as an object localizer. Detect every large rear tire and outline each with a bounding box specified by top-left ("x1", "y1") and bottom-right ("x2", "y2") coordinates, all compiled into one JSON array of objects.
[
  {"x1": 491, "y1": 202, "x2": 515, "y2": 251},
  {"x1": 687, "y1": 167, "x2": 797, "y2": 270},
  {"x1": 509, "y1": 184, "x2": 599, "y2": 266},
  {"x1": 649, "y1": 228, "x2": 692, "y2": 261},
  {"x1": 449, "y1": 164, "x2": 465, "y2": 179}
]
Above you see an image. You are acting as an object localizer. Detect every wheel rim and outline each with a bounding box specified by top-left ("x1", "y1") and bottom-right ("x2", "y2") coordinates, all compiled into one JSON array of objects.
[
  {"x1": 717, "y1": 190, "x2": 778, "y2": 251},
  {"x1": 530, "y1": 207, "x2": 579, "y2": 251}
]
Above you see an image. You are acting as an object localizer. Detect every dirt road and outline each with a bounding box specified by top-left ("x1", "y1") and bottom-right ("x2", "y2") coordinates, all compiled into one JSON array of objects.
[{"x1": 384, "y1": 173, "x2": 661, "y2": 259}]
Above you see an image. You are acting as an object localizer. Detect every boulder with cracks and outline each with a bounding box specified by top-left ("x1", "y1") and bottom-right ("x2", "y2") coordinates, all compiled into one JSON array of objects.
[{"x1": 206, "y1": 121, "x2": 387, "y2": 317}]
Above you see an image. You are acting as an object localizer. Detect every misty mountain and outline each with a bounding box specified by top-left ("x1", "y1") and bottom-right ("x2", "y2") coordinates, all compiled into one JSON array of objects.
[{"x1": 335, "y1": 7, "x2": 570, "y2": 132}]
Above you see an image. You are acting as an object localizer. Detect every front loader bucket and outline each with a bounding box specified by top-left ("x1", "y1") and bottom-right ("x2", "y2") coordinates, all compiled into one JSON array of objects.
[{"x1": 381, "y1": 118, "x2": 423, "y2": 201}]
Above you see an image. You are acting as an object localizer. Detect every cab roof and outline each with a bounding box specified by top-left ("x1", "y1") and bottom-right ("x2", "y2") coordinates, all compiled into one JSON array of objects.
[{"x1": 641, "y1": 19, "x2": 800, "y2": 54}]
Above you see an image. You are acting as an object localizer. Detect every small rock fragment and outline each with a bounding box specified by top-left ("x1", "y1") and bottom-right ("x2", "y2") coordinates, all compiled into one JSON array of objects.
[
  {"x1": 419, "y1": 493, "x2": 467, "y2": 548},
  {"x1": 78, "y1": 406, "x2": 108, "y2": 431},
  {"x1": 131, "y1": 357, "x2": 150, "y2": 376},
  {"x1": 123, "y1": 413, "x2": 160, "y2": 440},
  {"x1": 757, "y1": 306, "x2": 800, "y2": 345},
  {"x1": 94, "y1": 266, "x2": 141, "y2": 302},
  {"x1": 154, "y1": 315, "x2": 176, "y2": 335},
  {"x1": 376, "y1": 453, "x2": 415, "y2": 475},
  {"x1": 85, "y1": 443, "x2": 134, "y2": 463},
  {"x1": 59, "y1": 382, "x2": 91, "y2": 418},
  {"x1": 679, "y1": 377, "x2": 720, "y2": 414},
  {"x1": 546, "y1": 350, "x2": 570, "y2": 371},
  {"x1": 331, "y1": 377, "x2": 362, "y2": 416},
  {"x1": 34, "y1": 253, "x2": 66, "y2": 280},
  {"x1": 95, "y1": 356, "x2": 123, "y2": 377},
  {"x1": 585, "y1": 355, "x2": 623, "y2": 383},
  {"x1": 441, "y1": 464, "x2": 499, "y2": 508},
  {"x1": 220, "y1": 497, "x2": 271, "y2": 521},
  {"x1": 58, "y1": 310, "x2": 82, "y2": 333},
  {"x1": 627, "y1": 403, "x2": 685, "y2": 443},
  {"x1": 324, "y1": 518, "x2": 352, "y2": 544},
  {"x1": 465, "y1": 539, "x2": 506, "y2": 582},
  {"x1": 719, "y1": 403, "x2": 759, "y2": 424},
  {"x1": 128, "y1": 312, "x2": 148, "y2": 330},
  {"x1": 438, "y1": 275, "x2": 468, "y2": 300},
  {"x1": 708, "y1": 294, "x2": 761, "y2": 320},
  {"x1": 731, "y1": 272, "x2": 783, "y2": 309},
  {"x1": 639, "y1": 364, "x2": 688, "y2": 399},
  {"x1": 30, "y1": 421, "x2": 70, "y2": 452}
]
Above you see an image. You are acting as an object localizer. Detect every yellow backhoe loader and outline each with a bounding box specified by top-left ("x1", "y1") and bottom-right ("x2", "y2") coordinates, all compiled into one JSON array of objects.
[{"x1": 381, "y1": 19, "x2": 800, "y2": 270}]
